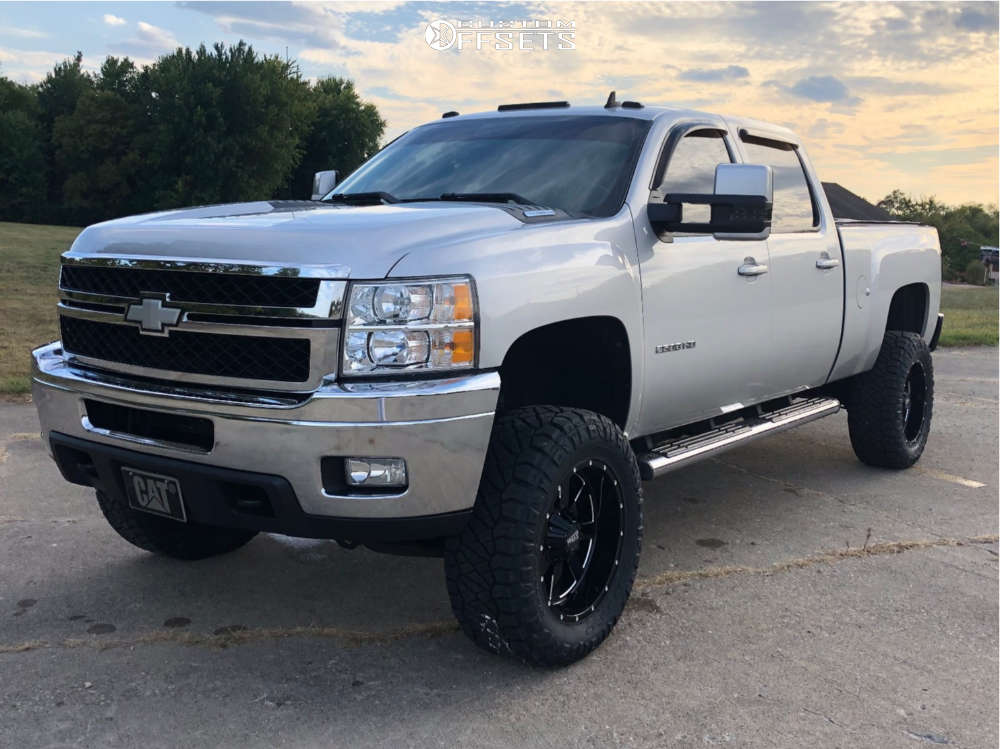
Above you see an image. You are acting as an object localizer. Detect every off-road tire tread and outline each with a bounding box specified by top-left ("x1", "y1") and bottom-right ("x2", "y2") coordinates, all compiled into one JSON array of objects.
[
  {"x1": 847, "y1": 331, "x2": 934, "y2": 469},
  {"x1": 96, "y1": 490, "x2": 257, "y2": 560},
  {"x1": 445, "y1": 406, "x2": 642, "y2": 667}
]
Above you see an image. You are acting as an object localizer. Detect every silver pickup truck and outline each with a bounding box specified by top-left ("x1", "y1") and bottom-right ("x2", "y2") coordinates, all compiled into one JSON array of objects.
[{"x1": 32, "y1": 97, "x2": 942, "y2": 666}]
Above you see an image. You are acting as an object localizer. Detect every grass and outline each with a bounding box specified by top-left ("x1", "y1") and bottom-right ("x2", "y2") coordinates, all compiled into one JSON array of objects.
[
  {"x1": 0, "y1": 221, "x2": 995, "y2": 394},
  {"x1": 938, "y1": 284, "x2": 998, "y2": 347},
  {"x1": 0, "y1": 222, "x2": 81, "y2": 394}
]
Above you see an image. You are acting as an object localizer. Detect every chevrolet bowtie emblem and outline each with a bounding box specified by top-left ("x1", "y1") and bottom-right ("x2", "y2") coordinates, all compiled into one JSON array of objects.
[{"x1": 125, "y1": 295, "x2": 182, "y2": 335}]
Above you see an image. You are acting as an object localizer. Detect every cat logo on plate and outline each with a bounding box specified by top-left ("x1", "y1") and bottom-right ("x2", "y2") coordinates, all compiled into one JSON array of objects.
[{"x1": 121, "y1": 467, "x2": 187, "y2": 522}]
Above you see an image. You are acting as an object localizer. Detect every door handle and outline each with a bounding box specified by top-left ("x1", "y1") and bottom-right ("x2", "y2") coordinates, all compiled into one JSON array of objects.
[
  {"x1": 816, "y1": 253, "x2": 840, "y2": 270},
  {"x1": 738, "y1": 257, "x2": 768, "y2": 276}
]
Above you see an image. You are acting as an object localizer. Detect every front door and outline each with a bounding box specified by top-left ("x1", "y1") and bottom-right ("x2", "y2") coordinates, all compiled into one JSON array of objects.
[{"x1": 635, "y1": 127, "x2": 773, "y2": 435}]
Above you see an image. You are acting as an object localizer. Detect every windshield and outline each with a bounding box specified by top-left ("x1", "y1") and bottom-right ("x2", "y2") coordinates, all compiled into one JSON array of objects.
[{"x1": 333, "y1": 115, "x2": 652, "y2": 217}]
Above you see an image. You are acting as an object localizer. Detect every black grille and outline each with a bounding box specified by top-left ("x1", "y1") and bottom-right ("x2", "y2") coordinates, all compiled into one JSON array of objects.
[
  {"x1": 84, "y1": 399, "x2": 214, "y2": 452},
  {"x1": 61, "y1": 316, "x2": 310, "y2": 383},
  {"x1": 60, "y1": 265, "x2": 320, "y2": 308}
]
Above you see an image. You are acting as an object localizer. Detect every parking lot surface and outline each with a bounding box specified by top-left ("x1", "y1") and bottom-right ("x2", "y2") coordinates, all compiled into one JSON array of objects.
[{"x1": 1, "y1": 347, "x2": 996, "y2": 748}]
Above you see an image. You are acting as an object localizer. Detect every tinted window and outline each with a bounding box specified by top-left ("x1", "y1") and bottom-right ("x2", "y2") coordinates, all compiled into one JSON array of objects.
[
  {"x1": 740, "y1": 138, "x2": 817, "y2": 232},
  {"x1": 334, "y1": 115, "x2": 652, "y2": 217},
  {"x1": 656, "y1": 130, "x2": 732, "y2": 193}
]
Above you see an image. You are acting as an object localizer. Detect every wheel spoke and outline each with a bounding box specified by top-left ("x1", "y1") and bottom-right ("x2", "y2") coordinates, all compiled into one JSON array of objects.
[
  {"x1": 538, "y1": 458, "x2": 625, "y2": 620},
  {"x1": 547, "y1": 561, "x2": 560, "y2": 606}
]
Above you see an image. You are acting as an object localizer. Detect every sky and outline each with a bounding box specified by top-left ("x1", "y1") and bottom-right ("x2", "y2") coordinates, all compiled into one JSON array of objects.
[{"x1": 1, "y1": 1, "x2": 997, "y2": 206}]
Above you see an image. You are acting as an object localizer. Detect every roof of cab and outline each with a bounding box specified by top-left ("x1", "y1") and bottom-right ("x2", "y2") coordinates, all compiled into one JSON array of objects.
[
  {"x1": 426, "y1": 103, "x2": 802, "y2": 146},
  {"x1": 436, "y1": 104, "x2": 698, "y2": 122}
]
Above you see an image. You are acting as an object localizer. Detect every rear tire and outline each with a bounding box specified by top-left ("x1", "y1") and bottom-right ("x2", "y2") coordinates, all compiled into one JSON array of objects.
[
  {"x1": 96, "y1": 490, "x2": 257, "y2": 560},
  {"x1": 847, "y1": 331, "x2": 934, "y2": 469},
  {"x1": 445, "y1": 406, "x2": 642, "y2": 667}
]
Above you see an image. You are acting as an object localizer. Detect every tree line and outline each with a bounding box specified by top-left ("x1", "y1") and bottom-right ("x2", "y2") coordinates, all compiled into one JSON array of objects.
[
  {"x1": 1, "y1": 42, "x2": 996, "y2": 277},
  {"x1": 0, "y1": 41, "x2": 385, "y2": 227},
  {"x1": 878, "y1": 190, "x2": 998, "y2": 283}
]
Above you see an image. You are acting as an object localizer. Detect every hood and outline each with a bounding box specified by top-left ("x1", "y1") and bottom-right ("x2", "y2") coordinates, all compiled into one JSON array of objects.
[{"x1": 65, "y1": 200, "x2": 526, "y2": 278}]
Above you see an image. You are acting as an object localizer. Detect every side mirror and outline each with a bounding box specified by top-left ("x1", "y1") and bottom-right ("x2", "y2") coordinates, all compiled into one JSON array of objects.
[
  {"x1": 311, "y1": 170, "x2": 338, "y2": 200},
  {"x1": 647, "y1": 163, "x2": 772, "y2": 240}
]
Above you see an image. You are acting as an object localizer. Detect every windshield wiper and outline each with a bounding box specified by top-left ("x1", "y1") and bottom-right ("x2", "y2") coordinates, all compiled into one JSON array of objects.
[
  {"x1": 438, "y1": 192, "x2": 536, "y2": 205},
  {"x1": 323, "y1": 191, "x2": 399, "y2": 206}
]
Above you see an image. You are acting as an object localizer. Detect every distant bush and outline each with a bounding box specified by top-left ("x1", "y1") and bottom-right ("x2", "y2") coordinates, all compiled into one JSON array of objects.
[
  {"x1": 942, "y1": 261, "x2": 961, "y2": 282},
  {"x1": 879, "y1": 189, "x2": 999, "y2": 279},
  {"x1": 0, "y1": 43, "x2": 385, "y2": 226},
  {"x1": 964, "y1": 259, "x2": 988, "y2": 285}
]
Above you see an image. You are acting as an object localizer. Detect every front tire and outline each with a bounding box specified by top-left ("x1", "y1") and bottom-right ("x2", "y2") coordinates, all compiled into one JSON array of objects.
[
  {"x1": 445, "y1": 406, "x2": 643, "y2": 667},
  {"x1": 96, "y1": 490, "x2": 257, "y2": 560},
  {"x1": 848, "y1": 331, "x2": 934, "y2": 469}
]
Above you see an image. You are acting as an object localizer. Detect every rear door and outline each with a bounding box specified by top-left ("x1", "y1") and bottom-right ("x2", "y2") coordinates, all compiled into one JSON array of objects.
[
  {"x1": 738, "y1": 134, "x2": 844, "y2": 393},
  {"x1": 635, "y1": 126, "x2": 774, "y2": 434}
]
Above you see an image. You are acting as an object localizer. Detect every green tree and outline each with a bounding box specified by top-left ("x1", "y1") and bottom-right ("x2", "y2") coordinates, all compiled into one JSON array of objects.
[
  {"x1": 1, "y1": 42, "x2": 384, "y2": 224},
  {"x1": 281, "y1": 77, "x2": 385, "y2": 198},
  {"x1": 137, "y1": 41, "x2": 314, "y2": 209},
  {"x1": 36, "y1": 52, "x2": 94, "y2": 217},
  {"x1": 53, "y1": 57, "x2": 146, "y2": 224},
  {"x1": 0, "y1": 76, "x2": 46, "y2": 222},
  {"x1": 878, "y1": 190, "x2": 999, "y2": 275},
  {"x1": 0, "y1": 111, "x2": 46, "y2": 222},
  {"x1": 0, "y1": 73, "x2": 39, "y2": 116}
]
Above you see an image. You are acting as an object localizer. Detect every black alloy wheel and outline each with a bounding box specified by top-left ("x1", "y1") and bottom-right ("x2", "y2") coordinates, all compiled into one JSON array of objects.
[
  {"x1": 445, "y1": 406, "x2": 643, "y2": 667},
  {"x1": 848, "y1": 330, "x2": 934, "y2": 469},
  {"x1": 901, "y1": 362, "x2": 928, "y2": 445},
  {"x1": 541, "y1": 459, "x2": 624, "y2": 623}
]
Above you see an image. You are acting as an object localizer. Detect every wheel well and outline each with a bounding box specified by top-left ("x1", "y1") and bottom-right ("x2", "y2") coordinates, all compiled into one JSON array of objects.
[
  {"x1": 498, "y1": 317, "x2": 631, "y2": 429},
  {"x1": 886, "y1": 283, "x2": 928, "y2": 336}
]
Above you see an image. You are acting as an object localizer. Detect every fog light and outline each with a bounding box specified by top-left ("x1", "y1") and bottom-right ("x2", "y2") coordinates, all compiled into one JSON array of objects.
[{"x1": 344, "y1": 457, "x2": 408, "y2": 488}]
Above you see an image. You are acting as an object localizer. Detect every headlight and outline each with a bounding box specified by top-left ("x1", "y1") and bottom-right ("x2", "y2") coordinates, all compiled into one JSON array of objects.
[{"x1": 342, "y1": 277, "x2": 477, "y2": 376}]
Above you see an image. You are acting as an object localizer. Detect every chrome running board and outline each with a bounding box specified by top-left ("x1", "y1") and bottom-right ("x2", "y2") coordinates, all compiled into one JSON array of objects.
[{"x1": 637, "y1": 396, "x2": 841, "y2": 481}]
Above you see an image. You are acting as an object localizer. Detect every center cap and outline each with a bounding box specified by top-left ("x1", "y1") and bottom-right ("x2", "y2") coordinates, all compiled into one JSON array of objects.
[
  {"x1": 546, "y1": 514, "x2": 585, "y2": 557},
  {"x1": 565, "y1": 527, "x2": 582, "y2": 550}
]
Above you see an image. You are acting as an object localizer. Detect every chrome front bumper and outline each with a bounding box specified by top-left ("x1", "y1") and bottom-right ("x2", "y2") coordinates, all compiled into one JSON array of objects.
[{"x1": 32, "y1": 342, "x2": 499, "y2": 520}]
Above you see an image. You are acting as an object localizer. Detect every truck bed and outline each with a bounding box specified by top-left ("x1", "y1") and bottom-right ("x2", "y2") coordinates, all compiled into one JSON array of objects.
[{"x1": 830, "y1": 221, "x2": 942, "y2": 383}]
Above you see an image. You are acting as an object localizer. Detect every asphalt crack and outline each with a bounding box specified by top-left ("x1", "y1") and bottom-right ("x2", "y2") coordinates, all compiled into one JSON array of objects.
[
  {"x1": 1, "y1": 534, "x2": 996, "y2": 655},
  {"x1": 634, "y1": 534, "x2": 999, "y2": 590},
  {"x1": 0, "y1": 621, "x2": 460, "y2": 655}
]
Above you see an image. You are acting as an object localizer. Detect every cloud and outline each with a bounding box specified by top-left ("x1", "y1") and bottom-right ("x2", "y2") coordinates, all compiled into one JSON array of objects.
[
  {"x1": 761, "y1": 74, "x2": 864, "y2": 113},
  {"x1": 847, "y1": 76, "x2": 961, "y2": 97},
  {"x1": 787, "y1": 75, "x2": 859, "y2": 104},
  {"x1": 865, "y1": 144, "x2": 999, "y2": 171},
  {"x1": 0, "y1": 0, "x2": 995, "y2": 205},
  {"x1": 0, "y1": 47, "x2": 90, "y2": 82},
  {"x1": 954, "y1": 5, "x2": 998, "y2": 32},
  {"x1": 136, "y1": 22, "x2": 179, "y2": 49},
  {"x1": 103, "y1": 14, "x2": 127, "y2": 27},
  {"x1": 805, "y1": 118, "x2": 846, "y2": 140},
  {"x1": 111, "y1": 21, "x2": 180, "y2": 56},
  {"x1": 177, "y1": 1, "x2": 345, "y2": 49},
  {"x1": 678, "y1": 65, "x2": 749, "y2": 82},
  {"x1": 0, "y1": 26, "x2": 48, "y2": 39}
]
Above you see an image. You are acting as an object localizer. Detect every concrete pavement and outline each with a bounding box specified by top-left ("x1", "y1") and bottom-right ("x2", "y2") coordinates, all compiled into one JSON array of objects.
[{"x1": 0, "y1": 347, "x2": 996, "y2": 748}]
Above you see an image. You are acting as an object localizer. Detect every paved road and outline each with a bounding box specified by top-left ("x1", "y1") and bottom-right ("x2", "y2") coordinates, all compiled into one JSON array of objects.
[{"x1": 1, "y1": 348, "x2": 996, "y2": 748}]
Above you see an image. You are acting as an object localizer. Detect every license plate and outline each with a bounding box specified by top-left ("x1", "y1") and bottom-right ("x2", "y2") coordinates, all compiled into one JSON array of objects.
[{"x1": 121, "y1": 467, "x2": 187, "y2": 522}]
